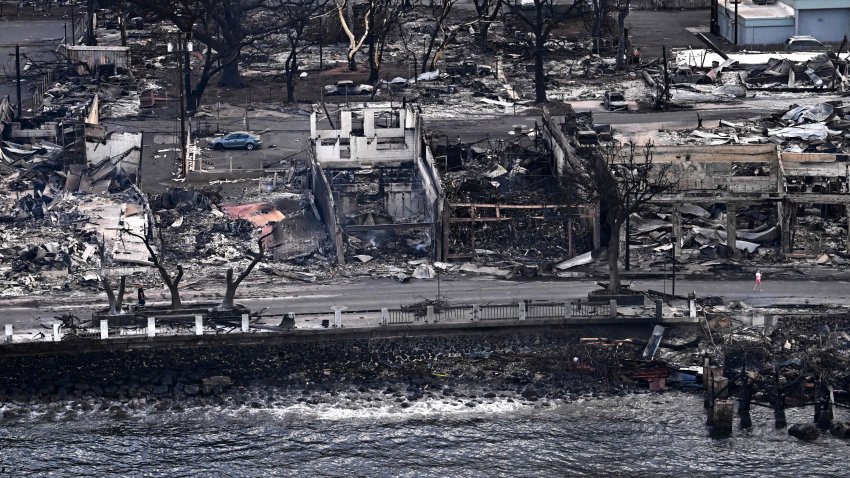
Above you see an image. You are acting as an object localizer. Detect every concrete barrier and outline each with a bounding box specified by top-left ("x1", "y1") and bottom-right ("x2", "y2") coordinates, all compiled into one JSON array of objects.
[
  {"x1": 147, "y1": 317, "x2": 156, "y2": 338},
  {"x1": 100, "y1": 320, "x2": 108, "y2": 339},
  {"x1": 241, "y1": 314, "x2": 250, "y2": 333},
  {"x1": 195, "y1": 315, "x2": 204, "y2": 336},
  {"x1": 52, "y1": 323, "x2": 61, "y2": 342},
  {"x1": 330, "y1": 306, "x2": 346, "y2": 328},
  {"x1": 518, "y1": 301, "x2": 527, "y2": 321}
]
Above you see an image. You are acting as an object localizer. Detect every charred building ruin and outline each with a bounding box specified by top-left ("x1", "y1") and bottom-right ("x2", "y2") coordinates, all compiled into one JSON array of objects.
[
  {"x1": 543, "y1": 108, "x2": 850, "y2": 264},
  {"x1": 309, "y1": 104, "x2": 444, "y2": 264}
]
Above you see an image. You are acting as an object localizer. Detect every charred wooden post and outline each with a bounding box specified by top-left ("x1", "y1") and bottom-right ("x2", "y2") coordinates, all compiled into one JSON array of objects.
[
  {"x1": 726, "y1": 203, "x2": 738, "y2": 259},
  {"x1": 671, "y1": 204, "x2": 682, "y2": 259},
  {"x1": 773, "y1": 371, "x2": 787, "y2": 428},
  {"x1": 815, "y1": 382, "x2": 834, "y2": 430},
  {"x1": 713, "y1": 400, "x2": 734, "y2": 434},
  {"x1": 739, "y1": 373, "x2": 753, "y2": 429}
]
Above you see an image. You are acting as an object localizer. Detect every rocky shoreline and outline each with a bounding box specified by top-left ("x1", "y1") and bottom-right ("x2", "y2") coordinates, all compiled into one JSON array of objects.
[{"x1": 0, "y1": 332, "x2": 654, "y2": 417}]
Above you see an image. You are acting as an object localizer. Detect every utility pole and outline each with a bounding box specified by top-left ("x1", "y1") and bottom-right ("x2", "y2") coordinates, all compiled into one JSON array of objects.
[
  {"x1": 671, "y1": 233, "x2": 677, "y2": 296},
  {"x1": 184, "y1": 31, "x2": 193, "y2": 112},
  {"x1": 70, "y1": 1, "x2": 76, "y2": 45},
  {"x1": 661, "y1": 46, "x2": 671, "y2": 108},
  {"x1": 734, "y1": 0, "x2": 739, "y2": 46},
  {"x1": 15, "y1": 44, "x2": 22, "y2": 120},
  {"x1": 175, "y1": 38, "x2": 188, "y2": 177},
  {"x1": 86, "y1": 0, "x2": 96, "y2": 46},
  {"x1": 624, "y1": 195, "x2": 631, "y2": 271},
  {"x1": 319, "y1": 15, "x2": 324, "y2": 71}
]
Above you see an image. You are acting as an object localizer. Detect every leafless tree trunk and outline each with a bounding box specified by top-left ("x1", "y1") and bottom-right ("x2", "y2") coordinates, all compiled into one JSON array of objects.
[
  {"x1": 472, "y1": 0, "x2": 501, "y2": 51},
  {"x1": 101, "y1": 275, "x2": 127, "y2": 315},
  {"x1": 335, "y1": 0, "x2": 371, "y2": 71},
  {"x1": 219, "y1": 232, "x2": 273, "y2": 310},
  {"x1": 501, "y1": 0, "x2": 580, "y2": 103},
  {"x1": 615, "y1": 0, "x2": 630, "y2": 71},
  {"x1": 125, "y1": 229, "x2": 184, "y2": 310},
  {"x1": 421, "y1": 0, "x2": 456, "y2": 73},
  {"x1": 555, "y1": 133, "x2": 676, "y2": 294},
  {"x1": 117, "y1": 2, "x2": 128, "y2": 47},
  {"x1": 367, "y1": 0, "x2": 404, "y2": 83}
]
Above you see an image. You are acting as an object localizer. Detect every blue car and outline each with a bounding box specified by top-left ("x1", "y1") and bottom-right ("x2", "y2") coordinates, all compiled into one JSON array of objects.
[{"x1": 210, "y1": 131, "x2": 263, "y2": 151}]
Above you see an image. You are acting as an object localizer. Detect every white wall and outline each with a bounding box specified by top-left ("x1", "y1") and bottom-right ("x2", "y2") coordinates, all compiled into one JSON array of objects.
[
  {"x1": 798, "y1": 8, "x2": 850, "y2": 41},
  {"x1": 745, "y1": 24, "x2": 796, "y2": 45}
]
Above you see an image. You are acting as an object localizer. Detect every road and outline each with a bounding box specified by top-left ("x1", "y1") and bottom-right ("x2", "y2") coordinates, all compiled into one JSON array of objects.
[{"x1": 3, "y1": 277, "x2": 848, "y2": 331}]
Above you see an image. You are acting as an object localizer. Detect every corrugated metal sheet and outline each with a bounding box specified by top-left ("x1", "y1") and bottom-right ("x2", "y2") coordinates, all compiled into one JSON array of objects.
[{"x1": 64, "y1": 46, "x2": 130, "y2": 75}]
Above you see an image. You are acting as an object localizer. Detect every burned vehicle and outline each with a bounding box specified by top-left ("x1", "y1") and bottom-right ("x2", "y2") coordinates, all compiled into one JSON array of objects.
[
  {"x1": 324, "y1": 80, "x2": 374, "y2": 96},
  {"x1": 603, "y1": 91, "x2": 628, "y2": 111}
]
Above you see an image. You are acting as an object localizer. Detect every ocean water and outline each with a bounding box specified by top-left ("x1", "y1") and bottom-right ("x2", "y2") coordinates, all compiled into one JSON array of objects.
[{"x1": 1, "y1": 392, "x2": 848, "y2": 477}]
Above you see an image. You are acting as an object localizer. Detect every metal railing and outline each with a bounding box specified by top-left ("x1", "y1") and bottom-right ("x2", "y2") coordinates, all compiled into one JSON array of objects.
[
  {"x1": 388, "y1": 309, "x2": 415, "y2": 325},
  {"x1": 437, "y1": 306, "x2": 469, "y2": 322},
  {"x1": 528, "y1": 303, "x2": 565, "y2": 319},
  {"x1": 2, "y1": 299, "x2": 621, "y2": 346},
  {"x1": 479, "y1": 304, "x2": 520, "y2": 321},
  {"x1": 571, "y1": 301, "x2": 610, "y2": 317}
]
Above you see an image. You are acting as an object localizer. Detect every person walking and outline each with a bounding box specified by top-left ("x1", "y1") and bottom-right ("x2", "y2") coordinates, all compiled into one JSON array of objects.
[{"x1": 753, "y1": 270, "x2": 762, "y2": 291}]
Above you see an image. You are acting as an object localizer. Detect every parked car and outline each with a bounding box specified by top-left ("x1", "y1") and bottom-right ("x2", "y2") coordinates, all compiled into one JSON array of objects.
[
  {"x1": 785, "y1": 35, "x2": 829, "y2": 52},
  {"x1": 209, "y1": 131, "x2": 263, "y2": 151},
  {"x1": 324, "y1": 80, "x2": 373, "y2": 96},
  {"x1": 602, "y1": 91, "x2": 628, "y2": 111}
]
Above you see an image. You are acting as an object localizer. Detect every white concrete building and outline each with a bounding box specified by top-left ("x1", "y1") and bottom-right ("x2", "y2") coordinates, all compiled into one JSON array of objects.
[{"x1": 716, "y1": 0, "x2": 850, "y2": 45}]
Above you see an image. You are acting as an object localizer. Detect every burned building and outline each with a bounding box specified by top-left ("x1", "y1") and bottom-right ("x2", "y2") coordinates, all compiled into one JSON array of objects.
[
  {"x1": 543, "y1": 107, "x2": 850, "y2": 268},
  {"x1": 309, "y1": 104, "x2": 443, "y2": 264},
  {"x1": 434, "y1": 131, "x2": 595, "y2": 265}
]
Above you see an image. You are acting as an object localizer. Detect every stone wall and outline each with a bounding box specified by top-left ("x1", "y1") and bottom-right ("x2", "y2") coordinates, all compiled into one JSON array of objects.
[{"x1": 0, "y1": 327, "x2": 648, "y2": 405}]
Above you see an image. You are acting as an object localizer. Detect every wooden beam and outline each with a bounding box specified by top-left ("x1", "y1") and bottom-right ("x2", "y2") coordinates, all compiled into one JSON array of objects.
[
  {"x1": 344, "y1": 222, "x2": 434, "y2": 232},
  {"x1": 450, "y1": 203, "x2": 577, "y2": 209}
]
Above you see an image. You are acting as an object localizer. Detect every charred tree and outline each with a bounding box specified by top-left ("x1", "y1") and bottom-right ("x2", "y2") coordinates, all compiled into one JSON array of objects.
[
  {"x1": 101, "y1": 275, "x2": 127, "y2": 315},
  {"x1": 335, "y1": 0, "x2": 371, "y2": 71},
  {"x1": 124, "y1": 0, "x2": 281, "y2": 101},
  {"x1": 420, "y1": 0, "x2": 457, "y2": 74},
  {"x1": 500, "y1": 0, "x2": 580, "y2": 103},
  {"x1": 559, "y1": 138, "x2": 676, "y2": 294},
  {"x1": 589, "y1": 0, "x2": 608, "y2": 53},
  {"x1": 615, "y1": 0, "x2": 630, "y2": 71},
  {"x1": 219, "y1": 231, "x2": 273, "y2": 310},
  {"x1": 277, "y1": 0, "x2": 330, "y2": 102},
  {"x1": 472, "y1": 0, "x2": 501, "y2": 51},
  {"x1": 125, "y1": 229, "x2": 184, "y2": 310},
  {"x1": 367, "y1": 0, "x2": 405, "y2": 83}
]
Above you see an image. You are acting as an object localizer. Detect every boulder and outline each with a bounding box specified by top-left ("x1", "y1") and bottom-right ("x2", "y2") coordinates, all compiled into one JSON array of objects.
[
  {"x1": 830, "y1": 421, "x2": 850, "y2": 439},
  {"x1": 788, "y1": 423, "x2": 819, "y2": 441},
  {"x1": 202, "y1": 375, "x2": 232, "y2": 387}
]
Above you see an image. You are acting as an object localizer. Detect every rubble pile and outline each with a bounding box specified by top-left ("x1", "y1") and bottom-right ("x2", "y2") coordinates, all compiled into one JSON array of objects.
[
  {"x1": 742, "y1": 54, "x2": 842, "y2": 90},
  {"x1": 668, "y1": 102, "x2": 850, "y2": 150},
  {"x1": 0, "y1": 133, "x2": 148, "y2": 295},
  {"x1": 434, "y1": 135, "x2": 591, "y2": 266},
  {"x1": 148, "y1": 188, "x2": 339, "y2": 286},
  {"x1": 627, "y1": 203, "x2": 782, "y2": 263}
]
